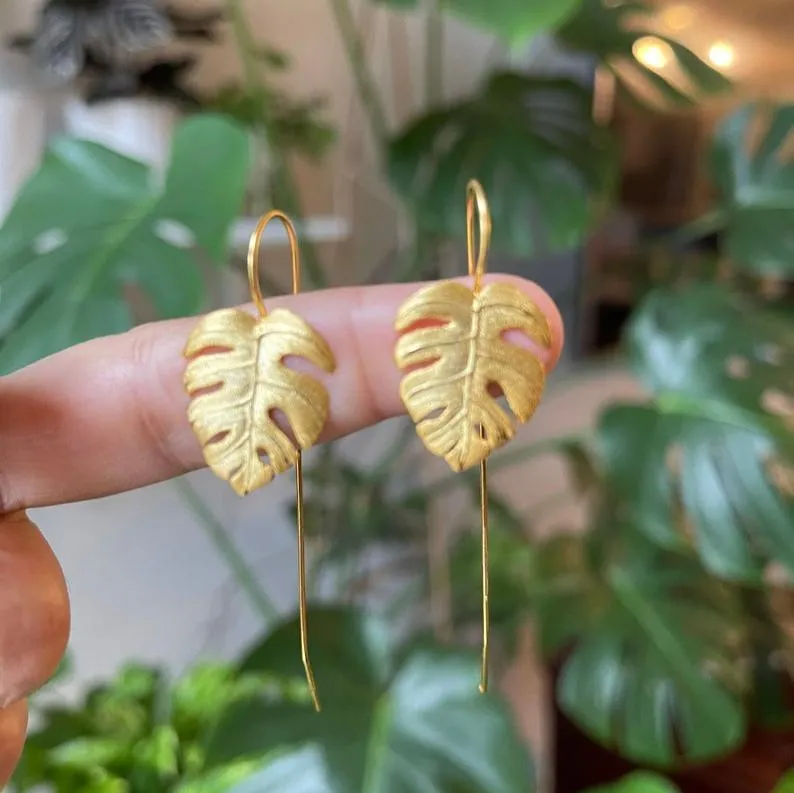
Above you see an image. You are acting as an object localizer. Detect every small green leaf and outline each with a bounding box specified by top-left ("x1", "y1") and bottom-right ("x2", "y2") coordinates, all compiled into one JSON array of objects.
[
  {"x1": 389, "y1": 72, "x2": 615, "y2": 257},
  {"x1": 49, "y1": 737, "x2": 130, "y2": 769},
  {"x1": 372, "y1": 0, "x2": 581, "y2": 39},
  {"x1": 587, "y1": 771, "x2": 680, "y2": 793},
  {"x1": 172, "y1": 662, "x2": 271, "y2": 742},
  {"x1": 440, "y1": 0, "x2": 581, "y2": 46},
  {"x1": 711, "y1": 103, "x2": 794, "y2": 275},
  {"x1": 81, "y1": 771, "x2": 130, "y2": 793},
  {"x1": 208, "y1": 608, "x2": 536, "y2": 793},
  {"x1": 174, "y1": 760, "x2": 266, "y2": 793},
  {"x1": 133, "y1": 725, "x2": 180, "y2": 778},
  {"x1": 0, "y1": 113, "x2": 250, "y2": 373}
]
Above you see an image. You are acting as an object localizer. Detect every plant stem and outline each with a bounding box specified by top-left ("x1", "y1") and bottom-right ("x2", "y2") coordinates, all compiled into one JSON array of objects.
[
  {"x1": 225, "y1": 0, "x2": 327, "y2": 288},
  {"x1": 328, "y1": 0, "x2": 390, "y2": 150},
  {"x1": 175, "y1": 477, "x2": 279, "y2": 624},
  {"x1": 663, "y1": 209, "x2": 726, "y2": 249}
]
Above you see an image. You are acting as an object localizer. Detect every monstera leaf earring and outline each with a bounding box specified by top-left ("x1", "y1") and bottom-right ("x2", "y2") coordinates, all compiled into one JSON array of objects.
[
  {"x1": 183, "y1": 211, "x2": 335, "y2": 711},
  {"x1": 394, "y1": 180, "x2": 551, "y2": 693}
]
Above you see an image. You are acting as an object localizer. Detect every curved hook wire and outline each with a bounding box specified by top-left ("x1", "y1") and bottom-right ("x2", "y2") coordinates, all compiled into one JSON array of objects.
[
  {"x1": 466, "y1": 179, "x2": 492, "y2": 293},
  {"x1": 247, "y1": 210, "x2": 302, "y2": 315}
]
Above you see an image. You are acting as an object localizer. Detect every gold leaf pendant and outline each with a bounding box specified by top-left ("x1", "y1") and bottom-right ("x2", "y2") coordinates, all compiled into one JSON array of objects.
[
  {"x1": 395, "y1": 280, "x2": 551, "y2": 472},
  {"x1": 184, "y1": 306, "x2": 335, "y2": 495}
]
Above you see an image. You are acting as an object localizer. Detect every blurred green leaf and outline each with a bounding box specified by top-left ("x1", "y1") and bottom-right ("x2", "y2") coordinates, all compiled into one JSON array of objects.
[
  {"x1": 557, "y1": 0, "x2": 730, "y2": 105},
  {"x1": 586, "y1": 772, "x2": 680, "y2": 793},
  {"x1": 174, "y1": 760, "x2": 267, "y2": 793},
  {"x1": 209, "y1": 85, "x2": 336, "y2": 161},
  {"x1": 81, "y1": 771, "x2": 130, "y2": 793},
  {"x1": 207, "y1": 608, "x2": 536, "y2": 793},
  {"x1": 0, "y1": 113, "x2": 250, "y2": 373},
  {"x1": 559, "y1": 438, "x2": 601, "y2": 496},
  {"x1": 450, "y1": 495, "x2": 533, "y2": 652},
  {"x1": 440, "y1": 0, "x2": 581, "y2": 46},
  {"x1": 370, "y1": 0, "x2": 419, "y2": 7},
  {"x1": 774, "y1": 770, "x2": 794, "y2": 793},
  {"x1": 372, "y1": 0, "x2": 581, "y2": 43},
  {"x1": 132, "y1": 725, "x2": 180, "y2": 783},
  {"x1": 532, "y1": 534, "x2": 597, "y2": 658},
  {"x1": 172, "y1": 662, "x2": 272, "y2": 743},
  {"x1": 556, "y1": 529, "x2": 748, "y2": 766},
  {"x1": 711, "y1": 103, "x2": 794, "y2": 275},
  {"x1": 605, "y1": 285, "x2": 794, "y2": 580},
  {"x1": 389, "y1": 71, "x2": 615, "y2": 257},
  {"x1": 49, "y1": 738, "x2": 130, "y2": 770},
  {"x1": 301, "y1": 460, "x2": 429, "y2": 583}
]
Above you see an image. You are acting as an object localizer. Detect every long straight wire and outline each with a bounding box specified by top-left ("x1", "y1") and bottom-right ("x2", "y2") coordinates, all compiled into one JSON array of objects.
[
  {"x1": 479, "y1": 457, "x2": 490, "y2": 694},
  {"x1": 248, "y1": 210, "x2": 320, "y2": 712},
  {"x1": 296, "y1": 451, "x2": 321, "y2": 711},
  {"x1": 466, "y1": 179, "x2": 492, "y2": 696}
]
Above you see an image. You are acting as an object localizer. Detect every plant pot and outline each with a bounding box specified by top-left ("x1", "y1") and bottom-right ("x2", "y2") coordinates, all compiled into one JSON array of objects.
[
  {"x1": 63, "y1": 95, "x2": 181, "y2": 173},
  {"x1": 550, "y1": 663, "x2": 794, "y2": 793}
]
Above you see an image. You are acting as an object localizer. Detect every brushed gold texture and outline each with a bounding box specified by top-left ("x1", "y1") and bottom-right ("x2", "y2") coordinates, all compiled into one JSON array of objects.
[
  {"x1": 394, "y1": 278, "x2": 551, "y2": 472},
  {"x1": 184, "y1": 306, "x2": 334, "y2": 496}
]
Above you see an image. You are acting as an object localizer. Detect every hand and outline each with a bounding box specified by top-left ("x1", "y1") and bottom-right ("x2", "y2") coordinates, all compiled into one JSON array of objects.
[{"x1": 0, "y1": 276, "x2": 563, "y2": 783}]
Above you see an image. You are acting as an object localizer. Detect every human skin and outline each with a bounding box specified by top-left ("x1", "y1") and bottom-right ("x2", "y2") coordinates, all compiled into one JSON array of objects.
[{"x1": 0, "y1": 275, "x2": 562, "y2": 782}]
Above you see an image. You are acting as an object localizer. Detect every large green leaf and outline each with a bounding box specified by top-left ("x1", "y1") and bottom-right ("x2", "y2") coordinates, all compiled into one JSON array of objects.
[
  {"x1": 373, "y1": 0, "x2": 582, "y2": 45},
  {"x1": 556, "y1": 0, "x2": 730, "y2": 106},
  {"x1": 206, "y1": 608, "x2": 536, "y2": 793},
  {"x1": 551, "y1": 529, "x2": 747, "y2": 766},
  {"x1": 604, "y1": 285, "x2": 794, "y2": 580},
  {"x1": 389, "y1": 72, "x2": 615, "y2": 257},
  {"x1": 0, "y1": 113, "x2": 250, "y2": 373},
  {"x1": 711, "y1": 103, "x2": 794, "y2": 275}
]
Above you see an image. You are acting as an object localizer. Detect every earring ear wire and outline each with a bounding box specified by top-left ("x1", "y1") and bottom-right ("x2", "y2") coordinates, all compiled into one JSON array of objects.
[
  {"x1": 184, "y1": 210, "x2": 335, "y2": 712},
  {"x1": 394, "y1": 180, "x2": 551, "y2": 694}
]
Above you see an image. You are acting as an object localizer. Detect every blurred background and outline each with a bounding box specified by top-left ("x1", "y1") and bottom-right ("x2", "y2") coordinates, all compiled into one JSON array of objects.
[{"x1": 0, "y1": 1, "x2": 793, "y2": 792}]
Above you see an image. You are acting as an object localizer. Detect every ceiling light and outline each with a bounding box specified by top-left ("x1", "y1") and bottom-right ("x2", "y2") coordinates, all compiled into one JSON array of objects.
[
  {"x1": 633, "y1": 37, "x2": 670, "y2": 70},
  {"x1": 708, "y1": 40, "x2": 735, "y2": 69},
  {"x1": 661, "y1": 4, "x2": 695, "y2": 31}
]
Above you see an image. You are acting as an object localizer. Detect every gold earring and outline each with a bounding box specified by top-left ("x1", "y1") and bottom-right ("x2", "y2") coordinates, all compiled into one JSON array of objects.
[
  {"x1": 394, "y1": 180, "x2": 551, "y2": 693},
  {"x1": 183, "y1": 210, "x2": 335, "y2": 711}
]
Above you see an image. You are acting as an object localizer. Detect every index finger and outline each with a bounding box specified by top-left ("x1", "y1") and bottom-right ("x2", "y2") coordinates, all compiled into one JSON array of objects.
[{"x1": 0, "y1": 276, "x2": 563, "y2": 513}]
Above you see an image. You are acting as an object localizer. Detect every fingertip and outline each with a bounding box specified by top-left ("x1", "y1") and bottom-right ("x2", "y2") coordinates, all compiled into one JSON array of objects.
[
  {"x1": 479, "y1": 274, "x2": 565, "y2": 371},
  {"x1": 0, "y1": 698, "x2": 27, "y2": 786},
  {"x1": 518, "y1": 278, "x2": 565, "y2": 372}
]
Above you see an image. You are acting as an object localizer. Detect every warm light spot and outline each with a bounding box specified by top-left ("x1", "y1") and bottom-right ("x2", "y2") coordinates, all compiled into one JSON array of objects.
[
  {"x1": 633, "y1": 36, "x2": 670, "y2": 70},
  {"x1": 708, "y1": 40, "x2": 735, "y2": 70},
  {"x1": 662, "y1": 4, "x2": 695, "y2": 31}
]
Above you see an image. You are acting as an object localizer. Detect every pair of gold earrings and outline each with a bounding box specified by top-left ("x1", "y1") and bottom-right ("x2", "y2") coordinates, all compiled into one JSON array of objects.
[{"x1": 183, "y1": 180, "x2": 551, "y2": 710}]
